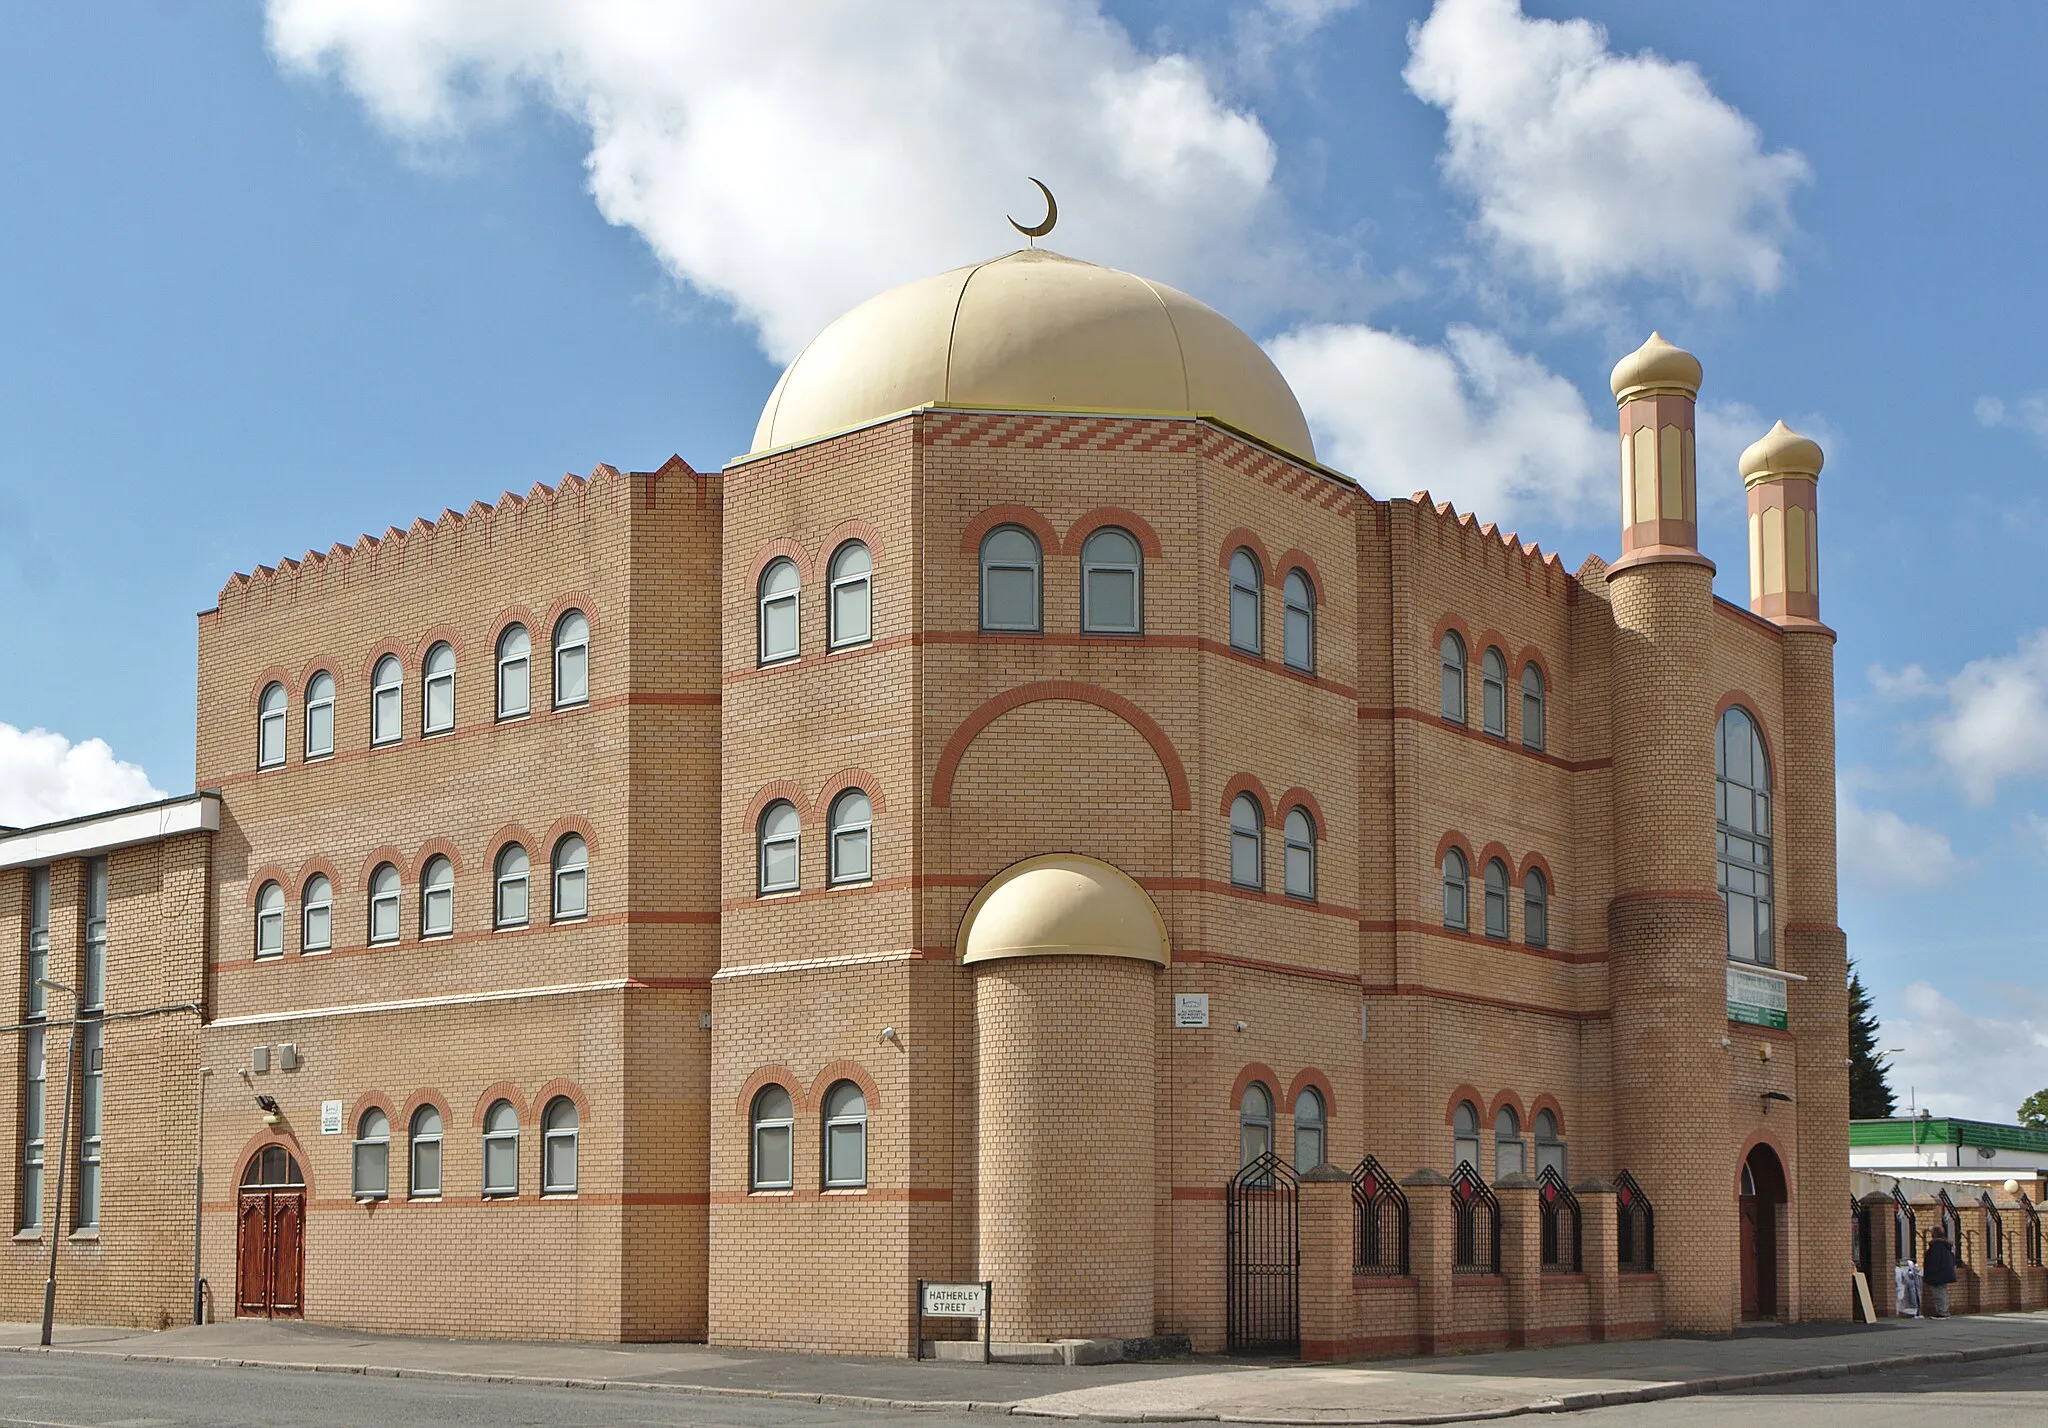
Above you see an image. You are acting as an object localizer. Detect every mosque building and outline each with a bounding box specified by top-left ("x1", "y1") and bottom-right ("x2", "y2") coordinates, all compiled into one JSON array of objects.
[{"x1": 2, "y1": 211, "x2": 1907, "y2": 1354}]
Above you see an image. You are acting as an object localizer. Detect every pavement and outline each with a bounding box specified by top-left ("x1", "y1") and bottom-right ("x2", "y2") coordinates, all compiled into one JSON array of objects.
[{"x1": 1, "y1": 1312, "x2": 2045, "y2": 1424}]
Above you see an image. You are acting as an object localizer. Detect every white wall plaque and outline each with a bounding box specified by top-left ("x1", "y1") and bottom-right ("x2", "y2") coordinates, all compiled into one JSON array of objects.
[
  {"x1": 1174, "y1": 993, "x2": 1210, "y2": 1028},
  {"x1": 320, "y1": 1099, "x2": 344, "y2": 1135}
]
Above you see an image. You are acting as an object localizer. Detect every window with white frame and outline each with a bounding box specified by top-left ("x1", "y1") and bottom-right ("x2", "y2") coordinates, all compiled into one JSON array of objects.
[
  {"x1": 482, "y1": 1100, "x2": 519, "y2": 1196},
  {"x1": 1080, "y1": 527, "x2": 1141, "y2": 634},
  {"x1": 1495, "y1": 1106, "x2": 1524, "y2": 1179},
  {"x1": 422, "y1": 642, "x2": 455, "y2": 735},
  {"x1": 979, "y1": 526, "x2": 1041, "y2": 633},
  {"x1": 1294, "y1": 1086, "x2": 1326, "y2": 1170},
  {"x1": 20, "y1": 1025, "x2": 43, "y2": 1231},
  {"x1": 1229, "y1": 793, "x2": 1263, "y2": 889},
  {"x1": 758, "y1": 800, "x2": 799, "y2": 895},
  {"x1": 1533, "y1": 1109, "x2": 1566, "y2": 1178},
  {"x1": 301, "y1": 874, "x2": 332, "y2": 953},
  {"x1": 494, "y1": 844, "x2": 529, "y2": 928},
  {"x1": 828, "y1": 541, "x2": 872, "y2": 648},
  {"x1": 821, "y1": 1080, "x2": 866, "y2": 1188},
  {"x1": 1283, "y1": 807, "x2": 1316, "y2": 900},
  {"x1": 28, "y1": 867, "x2": 49, "y2": 1018},
  {"x1": 420, "y1": 855, "x2": 454, "y2": 938},
  {"x1": 1482, "y1": 647, "x2": 1508, "y2": 738},
  {"x1": 371, "y1": 655, "x2": 403, "y2": 745},
  {"x1": 1229, "y1": 548, "x2": 1262, "y2": 654},
  {"x1": 496, "y1": 624, "x2": 530, "y2": 719},
  {"x1": 553, "y1": 610, "x2": 590, "y2": 707},
  {"x1": 1283, "y1": 569, "x2": 1315, "y2": 672},
  {"x1": 1524, "y1": 868, "x2": 1549, "y2": 948},
  {"x1": 1442, "y1": 849, "x2": 1469, "y2": 931},
  {"x1": 1452, "y1": 1101, "x2": 1480, "y2": 1171},
  {"x1": 542, "y1": 1096, "x2": 579, "y2": 1194},
  {"x1": 1521, "y1": 664, "x2": 1546, "y2": 751},
  {"x1": 258, "y1": 683, "x2": 286, "y2": 768},
  {"x1": 409, "y1": 1105, "x2": 443, "y2": 1198},
  {"x1": 1483, "y1": 859, "x2": 1510, "y2": 940},
  {"x1": 83, "y1": 857, "x2": 106, "y2": 1010},
  {"x1": 1440, "y1": 632, "x2": 1467, "y2": 724},
  {"x1": 758, "y1": 557, "x2": 800, "y2": 663},
  {"x1": 750, "y1": 1084, "x2": 794, "y2": 1190},
  {"x1": 1716, "y1": 706, "x2": 1774, "y2": 966},
  {"x1": 305, "y1": 671, "x2": 335, "y2": 758},
  {"x1": 1240, "y1": 1082, "x2": 1274, "y2": 1167},
  {"x1": 353, "y1": 1109, "x2": 390, "y2": 1199},
  {"x1": 75, "y1": 1020, "x2": 101, "y2": 1228},
  {"x1": 827, "y1": 789, "x2": 871, "y2": 885},
  {"x1": 368, "y1": 862, "x2": 400, "y2": 945},
  {"x1": 551, "y1": 834, "x2": 588, "y2": 921},
  {"x1": 254, "y1": 881, "x2": 284, "y2": 959}
]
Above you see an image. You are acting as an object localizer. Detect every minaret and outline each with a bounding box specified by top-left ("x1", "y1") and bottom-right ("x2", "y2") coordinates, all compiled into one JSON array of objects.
[
  {"x1": 1604, "y1": 334, "x2": 1734, "y2": 1333},
  {"x1": 1741, "y1": 420, "x2": 1850, "y2": 1319}
]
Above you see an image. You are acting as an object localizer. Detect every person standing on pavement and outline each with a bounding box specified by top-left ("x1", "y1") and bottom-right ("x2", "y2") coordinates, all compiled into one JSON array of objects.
[{"x1": 1922, "y1": 1225, "x2": 1958, "y2": 1317}]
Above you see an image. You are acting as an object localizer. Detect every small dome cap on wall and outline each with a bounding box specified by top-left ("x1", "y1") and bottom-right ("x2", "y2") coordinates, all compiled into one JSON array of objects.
[
  {"x1": 1609, "y1": 331, "x2": 1703, "y2": 402},
  {"x1": 1739, "y1": 420, "x2": 1825, "y2": 486},
  {"x1": 957, "y1": 853, "x2": 1169, "y2": 967}
]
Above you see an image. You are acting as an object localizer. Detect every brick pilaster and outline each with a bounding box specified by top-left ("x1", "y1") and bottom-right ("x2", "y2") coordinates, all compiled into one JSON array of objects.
[{"x1": 1404, "y1": 1170, "x2": 1452, "y2": 1353}]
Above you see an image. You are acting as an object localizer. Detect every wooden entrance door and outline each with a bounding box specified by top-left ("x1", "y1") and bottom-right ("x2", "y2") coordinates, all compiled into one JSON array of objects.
[{"x1": 236, "y1": 1147, "x2": 306, "y2": 1319}]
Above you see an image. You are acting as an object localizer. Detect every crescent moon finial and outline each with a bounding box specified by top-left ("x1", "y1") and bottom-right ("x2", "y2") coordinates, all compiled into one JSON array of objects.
[{"x1": 1008, "y1": 177, "x2": 1056, "y2": 245}]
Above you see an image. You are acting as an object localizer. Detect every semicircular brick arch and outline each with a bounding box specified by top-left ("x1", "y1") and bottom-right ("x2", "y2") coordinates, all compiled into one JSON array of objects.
[{"x1": 932, "y1": 681, "x2": 1190, "y2": 810}]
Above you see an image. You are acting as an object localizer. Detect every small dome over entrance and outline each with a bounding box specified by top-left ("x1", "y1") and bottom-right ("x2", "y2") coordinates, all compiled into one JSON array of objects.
[{"x1": 957, "y1": 853, "x2": 1169, "y2": 967}]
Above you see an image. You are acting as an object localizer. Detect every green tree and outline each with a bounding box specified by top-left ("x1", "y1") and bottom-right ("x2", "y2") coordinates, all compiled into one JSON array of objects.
[
  {"x1": 2020, "y1": 1089, "x2": 2048, "y2": 1130},
  {"x1": 1848, "y1": 964, "x2": 1896, "y2": 1119}
]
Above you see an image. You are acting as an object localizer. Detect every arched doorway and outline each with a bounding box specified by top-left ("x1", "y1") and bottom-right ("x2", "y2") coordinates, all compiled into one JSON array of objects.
[
  {"x1": 1739, "y1": 1143, "x2": 1788, "y2": 1321},
  {"x1": 236, "y1": 1145, "x2": 306, "y2": 1319}
]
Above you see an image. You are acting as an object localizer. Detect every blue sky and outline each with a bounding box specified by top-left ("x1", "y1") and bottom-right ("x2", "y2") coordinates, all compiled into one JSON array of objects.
[{"x1": 2, "y1": 1, "x2": 2043, "y2": 1118}]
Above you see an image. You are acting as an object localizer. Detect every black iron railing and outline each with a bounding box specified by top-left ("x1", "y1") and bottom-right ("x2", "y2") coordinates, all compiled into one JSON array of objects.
[
  {"x1": 1980, "y1": 1191, "x2": 2007, "y2": 1268},
  {"x1": 1537, "y1": 1167, "x2": 1581, "y2": 1273},
  {"x1": 1615, "y1": 1169, "x2": 1654, "y2": 1273},
  {"x1": 1351, "y1": 1156, "x2": 1409, "y2": 1277},
  {"x1": 1225, "y1": 1151, "x2": 1300, "y2": 1355},
  {"x1": 1450, "y1": 1163, "x2": 1500, "y2": 1275},
  {"x1": 1891, "y1": 1183, "x2": 1916, "y2": 1262}
]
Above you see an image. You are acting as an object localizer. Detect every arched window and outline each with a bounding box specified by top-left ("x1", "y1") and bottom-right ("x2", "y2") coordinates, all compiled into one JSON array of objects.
[
  {"x1": 552, "y1": 834, "x2": 588, "y2": 921},
  {"x1": 750, "y1": 1084, "x2": 794, "y2": 1190},
  {"x1": 420, "y1": 855, "x2": 453, "y2": 938},
  {"x1": 1294, "y1": 1087, "x2": 1326, "y2": 1170},
  {"x1": 828, "y1": 789, "x2": 872, "y2": 885},
  {"x1": 1440, "y1": 632, "x2": 1467, "y2": 724},
  {"x1": 1283, "y1": 569, "x2": 1315, "y2": 671},
  {"x1": 1482, "y1": 647, "x2": 1508, "y2": 737},
  {"x1": 1483, "y1": 858, "x2": 1510, "y2": 940},
  {"x1": 1452, "y1": 1100, "x2": 1480, "y2": 1170},
  {"x1": 1229, "y1": 793, "x2": 1264, "y2": 889},
  {"x1": 258, "y1": 683, "x2": 286, "y2": 768},
  {"x1": 301, "y1": 874, "x2": 332, "y2": 953},
  {"x1": 1533, "y1": 1109, "x2": 1565, "y2": 1178},
  {"x1": 822, "y1": 1080, "x2": 867, "y2": 1188},
  {"x1": 1081, "y1": 527, "x2": 1141, "y2": 634},
  {"x1": 371, "y1": 654, "x2": 403, "y2": 746},
  {"x1": 1717, "y1": 707, "x2": 1774, "y2": 965},
  {"x1": 1521, "y1": 664, "x2": 1546, "y2": 751},
  {"x1": 828, "y1": 541, "x2": 872, "y2": 648},
  {"x1": 481, "y1": 1100, "x2": 519, "y2": 1196},
  {"x1": 422, "y1": 642, "x2": 455, "y2": 735},
  {"x1": 758, "y1": 801, "x2": 799, "y2": 894},
  {"x1": 496, "y1": 624, "x2": 530, "y2": 720},
  {"x1": 1240, "y1": 1082, "x2": 1274, "y2": 1167},
  {"x1": 542, "y1": 1096, "x2": 579, "y2": 1194},
  {"x1": 980, "y1": 526, "x2": 1041, "y2": 633},
  {"x1": 1524, "y1": 868, "x2": 1549, "y2": 948},
  {"x1": 409, "y1": 1105, "x2": 443, "y2": 1198},
  {"x1": 1283, "y1": 807, "x2": 1316, "y2": 900},
  {"x1": 305, "y1": 672, "x2": 335, "y2": 759},
  {"x1": 1229, "y1": 548, "x2": 1262, "y2": 654},
  {"x1": 494, "y1": 844, "x2": 529, "y2": 929},
  {"x1": 1442, "y1": 849, "x2": 1469, "y2": 931},
  {"x1": 368, "y1": 862, "x2": 400, "y2": 945},
  {"x1": 254, "y1": 881, "x2": 284, "y2": 959},
  {"x1": 1495, "y1": 1106, "x2": 1524, "y2": 1179},
  {"x1": 352, "y1": 1109, "x2": 390, "y2": 1199},
  {"x1": 758, "y1": 557, "x2": 800, "y2": 663},
  {"x1": 553, "y1": 610, "x2": 590, "y2": 707}
]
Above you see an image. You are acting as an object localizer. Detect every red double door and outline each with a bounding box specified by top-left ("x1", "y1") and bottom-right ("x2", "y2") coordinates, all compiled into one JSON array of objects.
[{"x1": 236, "y1": 1189, "x2": 305, "y2": 1318}]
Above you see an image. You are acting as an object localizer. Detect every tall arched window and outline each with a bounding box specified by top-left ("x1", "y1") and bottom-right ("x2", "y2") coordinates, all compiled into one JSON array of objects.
[
  {"x1": 1483, "y1": 858, "x2": 1510, "y2": 939},
  {"x1": 1283, "y1": 807, "x2": 1316, "y2": 900},
  {"x1": 305, "y1": 671, "x2": 335, "y2": 759},
  {"x1": 420, "y1": 855, "x2": 454, "y2": 938},
  {"x1": 422, "y1": 642, "x2": 455, "y2": 734},
  {"x1": 1524, "y1": 868, "x2": 1549, "y2": 948},
  {"x1": 1081, "y1": 527, "x2": 1141, "y2": 634},
  {"x1": 828, "y1": 541, "x2": 872, "y2": 648},
  {"x1": 1716, "y1": 707, "x2": 1774, "y2": 965},
  {"x1": 1293, "y1": 1087, "x2": 1326, "y2": 1170},
  {"x1": 1533, "y1": 1109, "x2": 1566, "y2": 1178},
  {"x1": 551, "y1": 834, "x2": 588, "y2": 922},
  {"x1": 980, "y1": 526, "x2": 1041, "y2": 632},
  {"x1": 758, "y1": 801, "x2": 799, "y2": 894},
  {"x1": 1440, "y1": 632, "x2": 1467, "y2": 723},
  {"x1": 254, "y1": 881, "x2": 284, "y2": 959},
  {"x1": 1240, "y1": 1082, "x2": 1274, "y2": 1167},
  {"x1": 822, "y1": 1080, "x2": 867, "y2": 1188},
  {"x1": 542, "y1": 1097, "x2": 579, "y2": 1194},
  {"x1": 368, "y1": 862, "x2": 400, "y2": 945},
  {"x1": 301, "y1": 874, "x2": 332, "y2": 953},
  {"x1": 371, "y1": 655, "x2": 403, "y2": 745},
  {"x1": 1482, "y1": 647, "x2": 1508, "y2": 737},
  {"x1": 1229, "y1": 793, "x2": 1264, "y2": 889},
  {"x1": 496, "y1": 624, "x2": 530, "y2": 719},
  {"x1": 1495, "y1": 1106, "x2": 1524, "y2": 1178},
  {"x1": 258, "y1": 683, "x2": 286, "y2": 768},
  {"x1": 1521, "y1": 664, "x2": 1546, "y2": 751},
  {"x1": 827, "y1": 789, "x2": 872, "y2": 885},
  {"x1": 481, "y1": 1100, "x2": 519, "y2": 1196},
  {"x1": 1229, "y1": 548, "x2": 1262, "y2": 654},
  {"x1": 409, "y1": 1105, "x2": 443, "y2": 1198},
  {"x1": 352, "y1": 1109, "x2": 390, "y2": 1199},
  {"x1": 1442, "y1": 849, "x2": 1469, "y2": 931},
  {"x1": 494, "y1": 844, "x2": 530, "y2": 929},
  {"x1": 1283, "y1": 569, "x2": 1315, "y2": 671},
  {"x1": 750, "y1": 1084, "x2": 794, "y2": 1190},
  {"x1": 758, "y1": 558, "x2": 800, "y2": 663},
  {"x1": 553, "y1": 610, "x2": 590, "y2": 707},
  {"x1": 1452, "y1": 1101, "x2": 1480, "y2": 1170}
]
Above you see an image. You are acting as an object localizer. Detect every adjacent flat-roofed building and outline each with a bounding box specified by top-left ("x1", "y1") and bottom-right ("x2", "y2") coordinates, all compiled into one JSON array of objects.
[{"x1": 3, "y1": 239, "x2": 1858, "y2": 1351}]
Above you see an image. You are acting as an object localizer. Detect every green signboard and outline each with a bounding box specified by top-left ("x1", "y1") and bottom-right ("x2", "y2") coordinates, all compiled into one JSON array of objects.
[{"x1": 1727, "y1": 965, "x2": 1788, "y2": 1030}]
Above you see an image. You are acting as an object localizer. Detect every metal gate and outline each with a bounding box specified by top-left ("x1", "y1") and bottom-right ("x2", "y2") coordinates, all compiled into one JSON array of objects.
[{"x1": 1225, "y1": 1151, "x2": 1298, "y2": 1354}]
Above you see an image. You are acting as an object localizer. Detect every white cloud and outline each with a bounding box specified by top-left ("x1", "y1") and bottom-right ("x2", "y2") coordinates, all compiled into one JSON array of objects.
[
  {"x1": 1887, "y1": 980, "x2": 2048, "y2": 1125},
  {"x1": 1975, "y1": 392, "x2": 2048, "y2": 448},
  {"x1": 1267, "y1": 320, "x2": 1608, "y2": 526},
  {"x1": 0, "y1": 724, "x2": 164, "y2": 829},
  {"x1": 267, "y1": 0, "x2": 1289, "y2": 362},
  {"x1": 1867, "y1": 661, "x2": 1938, "y2": 701},
  {"x1": 1923, "y1": 629, "x2": 2048, "y2": 805},
  {"x1": 1403, "y1": 0, "x2": 1809, "y2": 302},
  {"x1": 1837, "y1": 786, "x2": 1963, "y2": 892}
]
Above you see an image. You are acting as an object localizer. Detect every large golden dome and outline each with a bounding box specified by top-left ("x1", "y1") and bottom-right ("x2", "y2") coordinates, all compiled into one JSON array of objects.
[{"x1": 750, "y1": 248, "x2": 1314, "y2": 461}]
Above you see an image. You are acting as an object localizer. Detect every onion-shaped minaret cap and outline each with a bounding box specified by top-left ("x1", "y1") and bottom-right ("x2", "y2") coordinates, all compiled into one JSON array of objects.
[
  {"x1": 1739, "y1": 420, "x2": 1824, "y2": 486},
  {"x1": 1609, "y1": 331, "x2": 1703, "y2": 403}
]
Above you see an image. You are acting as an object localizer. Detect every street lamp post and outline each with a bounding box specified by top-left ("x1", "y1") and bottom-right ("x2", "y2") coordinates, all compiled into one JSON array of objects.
[
  {"x1": 193, "y1": 1066, "x2": 211, "y2": 1324},
  {"x1": 35, "y1": 977, "x2": 79, "y2": 1349}
]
